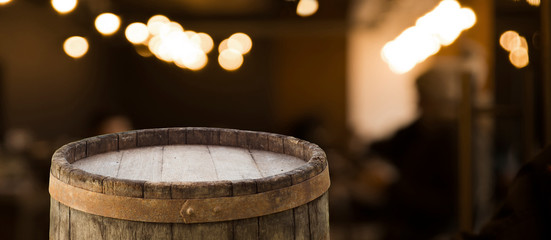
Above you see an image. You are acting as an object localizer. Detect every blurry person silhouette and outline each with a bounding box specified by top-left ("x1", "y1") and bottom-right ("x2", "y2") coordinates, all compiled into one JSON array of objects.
[
  {"x1": 463, "y1": 145, "x2": 551, "y2": 240},
  {"x1": 369, "y1": 65, "x2": 462, "y2": 240}
]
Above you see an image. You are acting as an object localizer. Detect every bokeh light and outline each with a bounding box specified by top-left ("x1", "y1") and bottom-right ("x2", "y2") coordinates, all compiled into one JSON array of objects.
[
  {"x1": 382, "y1": 0, "x2": 477, "y2": 74},
  {"x1": 296, "y1": 0, "x2": 319, "y2": 17},
  {"x1": 509, "y1": 48, "x2": 529, "y2": 68},
  {"x1": 500, "y1": 30, "x2": 530, "y2": 68},
  {"x1": 499, "y1": 31, "x2": 521, "y2": 51},
  {"x1": 147, "y1": 15, "x2": 170, "y2": 36},
  {"x1": 125, "y1": 22, "x2": 149, "y2": 44},
  {"x1": 94, "y1": 13, "x2": 121, "y2": 36},
  {"x1": 63, "y1": 36, "x2": 88, "y2": 58},
  {"x1": 218, "y1": 49, "x2": 244, "y2": 71},
  {"x1": 0, "y1": 0, "x2": 12, "y2": 5},
  {"x1": 526, "y1": 0, "x2": 540, "y2": 7},
  {"x1": 195, "y1": 33, "x2": 214, "y2": 54},
  {"x1": 228, "y1": 33, "x2": 252, "y2": 54},
  {"x1": 218, "y1": 39, "x2": 229, "y2": 53},
  {"x1": 51, "y1": 0, "x2": 77, "y2": 14}
]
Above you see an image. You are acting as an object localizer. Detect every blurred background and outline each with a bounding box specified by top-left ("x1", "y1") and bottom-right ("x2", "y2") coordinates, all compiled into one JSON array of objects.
[{"x1": 0, "y1": 0, "x2": 549, "y2": 239}]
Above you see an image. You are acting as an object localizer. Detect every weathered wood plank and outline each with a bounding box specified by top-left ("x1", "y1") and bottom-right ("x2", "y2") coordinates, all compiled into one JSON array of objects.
[
  {"x1": 87, "y1": 134, "x2": 118, "y2": 157},
  {"x1": 209, "y1": 146, "x2": 262, "y2": 181},
  {"x1": 141, "y1": 223, "x2": 172, "y2": 240},
  {"x1": 267, "y1": 134, "x2": 284, "y2": 154},
  {"x1": 162, "y1": 145, "x2": 217, "y2": 182},
  {"x1": 69, "y1": 169, "x2": 104, "y2": 193},
  {"x1": 171, "y1": 181, "x2": 232, "y2": 199},
  {"x1": 237, "y1": 131, "x2": 249, "y2": 149},
  {"x1": 187, "y1": 128, "x2": 220, "y2": 145},
  {"x1": 49, "y1": 198, "x2": 59, "y2": 240},
  {"x1": 103, "y1": 177, "x2": 144, "y2": 198},
  {"x1": 58, "y1": 202, "x2": 70, "y2": 240},
  {"x1": 102, "y1": 217, "x2": 172, "y2": 240},
  {"x1": 219, "y1": 129, "x2": 238, "y2": 147},
  {"x1": 172, "y1": 222, "x2": 232, "y2": 240},
  {"x1": 248, "y1": 132, "x2": 268, "y2": 151},
  {"x1": 144, "y1": 182, "x2": 172, "y2": 199},
  {"x1": 283, "y1": 137, "x2": 303, "y2": 159},
  {"x1": 169, "y1": 128, "x2": 187, "y2": 145},
  {"x1": 233, "y1": 218, "x2": 258, "y2": 240},
  {"x1": 72, "y1": 151, "x2": 122, "y2": 178},
  {"x1": 70, "y1": 208, "x2": 104, "y2": 239},
  {"x1": 137, "y1": 129, "x2": 168, "y2": 147},
  {"x1": 259, "y1": 209, "x2": 294, "y2": 240},
  {"x1": 74, "y1": 141, "x2": 87, "y2": 163},
  {"x1": 250, "y1": 150, "x2": 306, "y2": 178},
  {"x1": 294, "y1": 205, "x2": 310, "y2": 240},
  {"x1": 118, "y1": 131, "x2": 137, "y2": 150},
  {"x1": 308, "y1": 192, "x2": 330, "y2": 240},
  {"x1": 118, "y1": 146, "x2": 163, "y2": 182}
]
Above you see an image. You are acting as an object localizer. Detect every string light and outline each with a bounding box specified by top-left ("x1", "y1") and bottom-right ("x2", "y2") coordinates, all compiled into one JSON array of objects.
[
  {"x1": 63, "y1": 36, "x2": 88, "y2": 58},
  {"x1": 51, "y1": 0, "x2": 77, "y2": 14},
  {"x1": 381, "y1": 0, "x2": 476, "y2": 74},
  {"x1": 94, "y1": 13, "x2": 121, "y2": 36}
]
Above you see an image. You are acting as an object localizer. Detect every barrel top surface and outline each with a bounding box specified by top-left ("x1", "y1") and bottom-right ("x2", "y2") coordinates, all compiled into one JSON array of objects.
[{"x1": 72, "y1": 145, "x2": 306, "y2": 182}]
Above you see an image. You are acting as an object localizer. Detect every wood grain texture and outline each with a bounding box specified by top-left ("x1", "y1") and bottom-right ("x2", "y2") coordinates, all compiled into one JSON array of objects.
[
  {"x1": 118, "y1": 131, "x2": 137, "y2": 150},
  {"x1": 308, "y1": 192, "x2": 330, "y2": 240},
  {"x1": 50, "y1": 128, "x2": 330, "y2": 240},
  {"x1": 209, "y1": 146, "x2": 262, "y2": 181},
  {"x1": 58, "y1": 201, "x2": 70, "y2": 240},
  {"x1": 294, "y1": 204, "x2": 311, "y2": 240},
  {"x1": 72, "y1": 145, "x2": 306, "y2": 182},
  {"x1": 87, "y1": 134, "x2": 118, "y2": 157},
  {"x1": 233, "y1": 218, "x2": 258, "y2": 240},
  {"x1": 70, "y1": 208, "x2": 104, "y2": 240},
  {"x1": 49, "y1": 198, "x2": 59, "y2": 240},
  {"x1": 137, "y1": 128, "x2": 168, "y2": 147},
  {"x1": 187, "y1": 128, "x2": 220, "y2": 145},
  {"x1": 259, "y1": 210, "x2": 294, "y2": 240},
  {"x1": 168, "y1": 128, "x2": 187, "y2": 145},
  {"x1": 172, "y1": 222, "x2": 232, "y2": 240}
]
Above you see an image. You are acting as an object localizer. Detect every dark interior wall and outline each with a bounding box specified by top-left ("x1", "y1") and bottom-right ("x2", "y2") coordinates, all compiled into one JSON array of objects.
[
  {"x1": 0, "y1": 0, "x2": 347, "y2": 145},
  {"x1": 271, "y1": 34, "x2": 347, "y2": 146},
  {"x1": 0, "y1": 1, "x2": 103, "y2": 138}
]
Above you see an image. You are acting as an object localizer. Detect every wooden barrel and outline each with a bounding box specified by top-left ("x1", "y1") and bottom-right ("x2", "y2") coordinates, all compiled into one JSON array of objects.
[{"x1": 49, "y1": 127, "x2": 330, "y2": 239}]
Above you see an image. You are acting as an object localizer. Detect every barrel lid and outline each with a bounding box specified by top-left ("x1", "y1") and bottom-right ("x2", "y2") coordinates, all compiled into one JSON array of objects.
[{"x1": 49, "y1": 128, "x2": 329, "y2": 223}]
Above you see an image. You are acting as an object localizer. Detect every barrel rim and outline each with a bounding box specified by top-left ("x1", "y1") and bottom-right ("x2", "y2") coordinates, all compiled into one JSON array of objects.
[{"x1": 50, "y1": 127, "x2": 328, "y2": 199}]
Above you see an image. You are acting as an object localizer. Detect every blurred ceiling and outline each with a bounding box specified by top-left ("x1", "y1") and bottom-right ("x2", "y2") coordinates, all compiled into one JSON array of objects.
[{"x1": 109, "y1": 0, "x2": 349, "y2": 19}]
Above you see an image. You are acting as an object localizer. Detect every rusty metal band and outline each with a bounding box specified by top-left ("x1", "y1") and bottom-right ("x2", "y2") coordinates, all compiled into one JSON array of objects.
[{"x1": 49, "y1": 167, "x2": 330, "y2": 223}]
